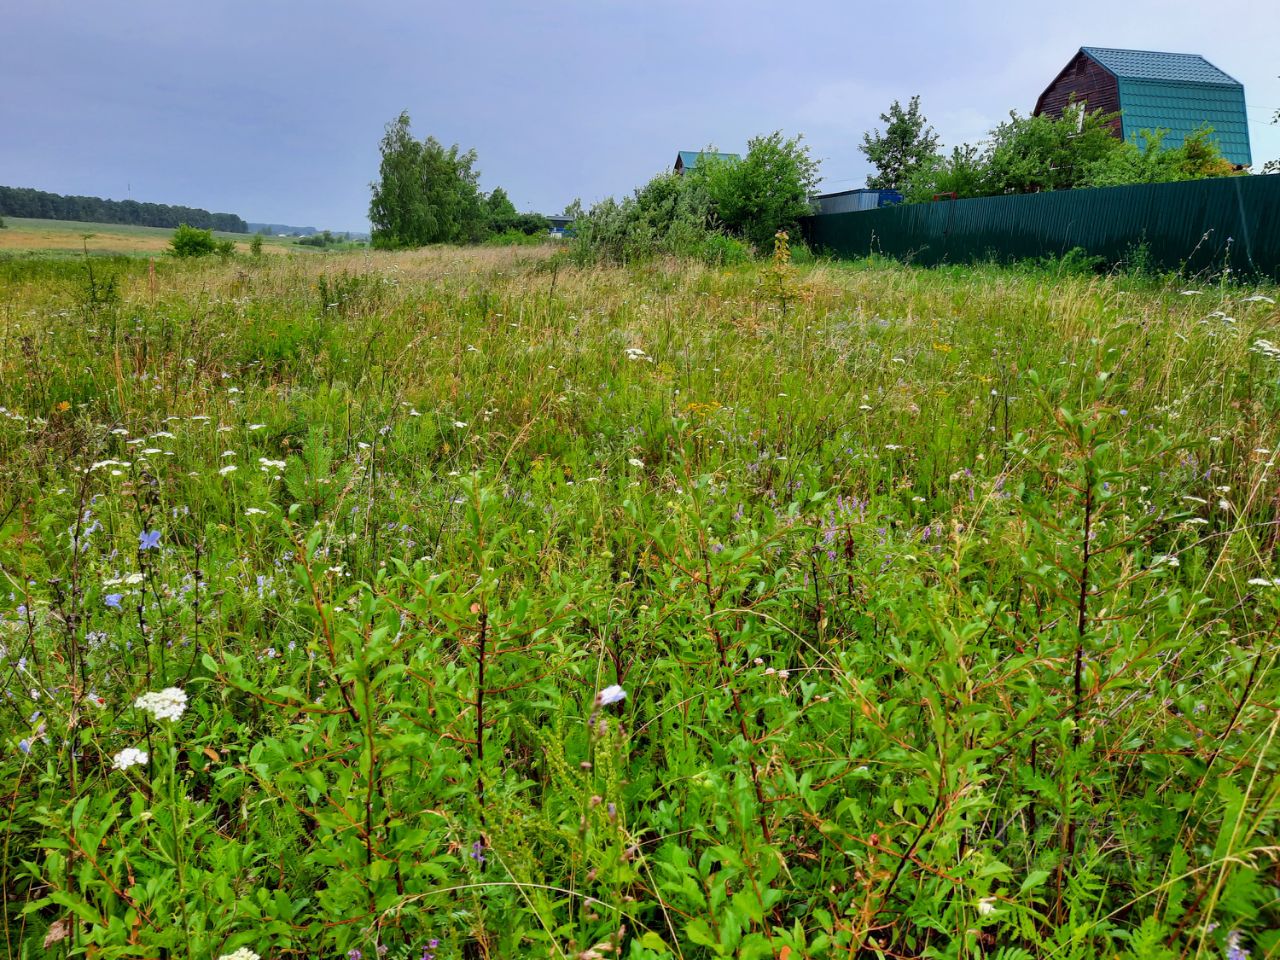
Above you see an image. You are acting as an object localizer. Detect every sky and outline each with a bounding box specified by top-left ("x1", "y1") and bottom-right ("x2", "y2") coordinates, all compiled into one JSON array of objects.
[{"x1": 3, "y1": 1, "x2": 1278, "y2": 232}]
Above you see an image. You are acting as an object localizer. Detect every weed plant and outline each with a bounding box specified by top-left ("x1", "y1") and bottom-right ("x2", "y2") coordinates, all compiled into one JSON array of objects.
[{"x1": 1, "y1": 248, "x2": 1278, "y2": 959}]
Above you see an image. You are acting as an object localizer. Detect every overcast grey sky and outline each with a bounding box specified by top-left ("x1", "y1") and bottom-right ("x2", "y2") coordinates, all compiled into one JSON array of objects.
[{"x1": 3, "y1": 1, "x2": 1278, "y2": 231}]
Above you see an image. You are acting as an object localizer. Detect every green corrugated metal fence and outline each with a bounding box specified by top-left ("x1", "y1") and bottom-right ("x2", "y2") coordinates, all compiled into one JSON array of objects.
[{"x1": 802, "y1": 174, "x2": 1280, "y2": 279}]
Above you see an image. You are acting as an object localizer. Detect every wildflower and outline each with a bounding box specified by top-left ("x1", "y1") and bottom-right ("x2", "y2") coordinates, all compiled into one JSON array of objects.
[
  {"x1": 249, "y1": 423, "x2": 266, "y2": 431},
  {"x1": 470, "y1": 840, "x2": 486, "y2": 864},
  {"x1": 1246, "y1": 577, "x2": 1280, "y2": 587},
  {"x1": 134, "y1": 687, "x2": 188, "y2": 722},
  {"x1": 112, "y1": 747, "x2": 149, "y2": 770},
  {"x1": 138, "y1": 530, "x2": 162, "y2": 551},
  {"x1": 104, "y1": 593, "x2": 124, "y2": 609},
  {"x1": 348, "y1": 951, "x2": 363, "y2": 960},
  {"x1": 594, "y1": 684, "x2": 626, "y2": 707},
  {"x1": 627, "y1": 458, "x2": 644, "y2": 468},
  {"x1": 216, "y1": 951, "x2": 261, "y2": 960},
  {"x1": 245, "y1": 508, "x2": 267, "y2": 516},
  {"x1": 218, "y1": 465, "x2": 237, "y2": 476},
  {"x1": 977, "y1": 896, "x2": 997, "y2": 916},
  {"x1": 452, "y1": 420, "x2": 468, "y2": 428},
  {"x1": 1226, "y1": 930, "x2": 1250, "y2": 960}
]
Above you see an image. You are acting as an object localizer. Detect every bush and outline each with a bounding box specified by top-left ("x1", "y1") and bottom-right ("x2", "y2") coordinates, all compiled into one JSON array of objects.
[
  {"x1": 250, "y1": 234, "x2": 263, "y2": 257},
  {"x1": 571, "y1": 131, "x2": 820, "y2": 264},
  {"x1": 169, "y1": 224, "x2": 216, "y2": 258},
  {"x1": 483, "y1": 229, "x2": 549, "y2": 247},
  {"x1": 698, "y1": 132, "x2": 820, "y2": 249},
  {"x1": 696, "y1": 232, "x2": 751, "y2": 265}
]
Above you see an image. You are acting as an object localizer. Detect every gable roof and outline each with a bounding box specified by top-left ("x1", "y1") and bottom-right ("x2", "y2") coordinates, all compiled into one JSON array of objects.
[
  {"x1": 675, "y1": 150, "x2": 741, "y2": 170},
  {"x1": 1080, "y1": 47, "x2": 1241, "y2": 86}
]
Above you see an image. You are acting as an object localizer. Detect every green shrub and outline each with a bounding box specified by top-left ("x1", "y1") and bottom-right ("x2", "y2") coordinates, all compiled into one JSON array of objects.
[
  {"x1": 168, "y1": 223, "x2": 216, "y2": 257},
  {"x1": 697, "y1": 232, "x2": 751, "y2": 265}
]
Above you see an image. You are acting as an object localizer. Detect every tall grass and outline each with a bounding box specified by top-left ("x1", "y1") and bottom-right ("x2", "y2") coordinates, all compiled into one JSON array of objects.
[{"x1": 1, "y1": 247, "x2": 1278, "y2": 959}]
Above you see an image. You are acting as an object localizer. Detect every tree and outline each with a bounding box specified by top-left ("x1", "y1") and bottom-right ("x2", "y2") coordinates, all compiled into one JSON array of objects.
[
  {"x1": 484, "y1": 187, "x2": 518, "y2": 233},
  {"x1": 903, "y1": 143, "x2": 987, "y2": 202},
  {"x1": 368, "y1": 111, "x2": 487, "y2": 248},
  {"x1": 169, "y1": 224, "x2": 216, "y2": 257},
  {"x1": 701, "y1": 132, "x2": 820, "y2": 249},
  {"x1": 983, "y1": 105, "x2": 1121, "y2": 194},
  {"x1": 1085, "y1": 127, "x2": 1234, "y2": 187},
  {"x1": 859, "y1": 96, "x2": 940, "y2": 191}
]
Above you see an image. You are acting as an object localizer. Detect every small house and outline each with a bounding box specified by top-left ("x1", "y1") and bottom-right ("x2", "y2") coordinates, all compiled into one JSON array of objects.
[
  {"x1": 673, "y1": 151, "x2": 741, "y2": 175},
  {"x1": 1033, "y1": 47, "x2": 1251, "y2": 166}
]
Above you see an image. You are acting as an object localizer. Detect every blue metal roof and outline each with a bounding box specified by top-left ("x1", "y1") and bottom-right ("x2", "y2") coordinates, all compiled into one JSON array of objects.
[{"x1": 1081, "y1": 47, "x2": 1240, "y2": 86}]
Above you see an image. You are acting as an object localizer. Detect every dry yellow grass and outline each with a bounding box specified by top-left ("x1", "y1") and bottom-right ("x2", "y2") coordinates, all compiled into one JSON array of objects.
[
  {"x1": 0, "y1": 224, "x2": 176, "y2": 253},
  {"x1": 0, "y1": 221, "x2": 298, "y2": 256}
]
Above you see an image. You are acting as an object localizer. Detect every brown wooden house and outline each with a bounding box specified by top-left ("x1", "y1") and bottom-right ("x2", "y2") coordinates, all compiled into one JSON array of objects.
[
  {"x1": 1033, "y1": 47, "x2": 1252, "y2": 166},
  {"x1": 1034, "y1": 49, "x2": 1122, "y2": 132}
]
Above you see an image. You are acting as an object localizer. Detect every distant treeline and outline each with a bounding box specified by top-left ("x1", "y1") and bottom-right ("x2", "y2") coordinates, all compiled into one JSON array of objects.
[{"x1": 0, "y1": 186, "x2": 248, "y2": 233}]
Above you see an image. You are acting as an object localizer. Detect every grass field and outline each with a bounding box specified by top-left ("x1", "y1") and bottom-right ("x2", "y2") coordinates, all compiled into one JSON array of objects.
[
  {"x1": 0, "y1": 217, "x2": 305, "y2": 257},
  {"x1": 1, "y1": 247, "x2": 1279, "y2": 959}
]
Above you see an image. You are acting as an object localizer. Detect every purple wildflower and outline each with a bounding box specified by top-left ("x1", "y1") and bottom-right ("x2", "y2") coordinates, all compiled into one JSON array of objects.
[
  {"x1": 138, "y1": 529, "x2": 162, "y2": 551},
  {"x1": 104, "y1": 593, "x2": 123, "y2": 609},
  {"x1": 470, "y1": 840, "x2": 486, "y2": 864}
]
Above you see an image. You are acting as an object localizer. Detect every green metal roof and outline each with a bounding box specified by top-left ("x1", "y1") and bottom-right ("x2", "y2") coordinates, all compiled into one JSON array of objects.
[
  {"x1": 675, "y1": 151, "x2": 740, "y2": 170},
  {"x1": 1081, "y1": 47, "x2": 1240, "y2": 85},
  {"x1": 1079, "y1": 47, "x2": 1252, "y2": 167}
]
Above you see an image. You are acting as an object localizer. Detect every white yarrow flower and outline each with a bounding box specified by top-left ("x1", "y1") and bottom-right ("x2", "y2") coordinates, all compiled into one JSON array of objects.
[
  {"x1": 216, "y1": 950, "x2": 261, "y2": 960},
  {"x1": 977, "y1": 897, "x2": 997, "y2": 916},
  {"x1": 628, "y1": 458, "x2": 644, "y2": 468},
  {"x1": 112, "y1": 747, "x2": 149, "y2": 770},
  {"x1": 134, "y1": 687, "x2": 188, "y2": 722}
]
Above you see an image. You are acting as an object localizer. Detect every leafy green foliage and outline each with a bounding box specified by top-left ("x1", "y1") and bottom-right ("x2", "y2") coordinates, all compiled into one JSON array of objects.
[
  {"x1": 369, "y1": 111, "x2": 487, "y2": 248},
  {"x1": 2, "y1": 250, "x2": 1279, "y2": 958},
  {"x1": 573, "y1": 132, "x2": 819, "y2": 262},
  {"x1": 903, "y1": 105, "x2": 1239, "y2": 201},
  {"x1": 0, "y1": 184, "x2": 247, "y2": 231},
  {"x1": 859, "y1": 95, "x2": 941, "y2": 191},
  {"x1": 700, "y1": 132, "x2": 820, "y2": 250},
  {"x1": 1087, "y1": 127, "x2": 1237, "y2": 186},
  {"x1": 168, "y1": 223, "x2": 217, "y2": 257}
]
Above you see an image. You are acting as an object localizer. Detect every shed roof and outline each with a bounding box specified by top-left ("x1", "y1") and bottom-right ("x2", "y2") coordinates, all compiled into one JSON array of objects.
[
  {"x1": 675, "y1": 151, "x2": 741, "y2": 170},
  {"x1": 1080, "y1": 47, "x2": 1240, "y2": 86}
]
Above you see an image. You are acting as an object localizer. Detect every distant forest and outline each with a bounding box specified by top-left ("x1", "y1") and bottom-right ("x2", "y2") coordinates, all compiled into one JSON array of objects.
[{"x1": 0, "y1": 186, "x2": 247, "y2": 233}]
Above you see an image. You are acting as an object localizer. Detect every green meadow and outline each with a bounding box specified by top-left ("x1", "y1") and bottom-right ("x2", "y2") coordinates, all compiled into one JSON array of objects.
[{"x1": 1, "y1": 247, "x2": 1278, "y2": 959}]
